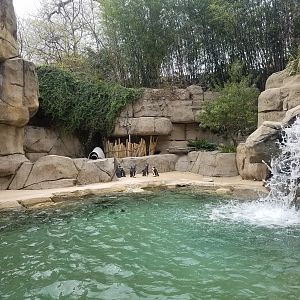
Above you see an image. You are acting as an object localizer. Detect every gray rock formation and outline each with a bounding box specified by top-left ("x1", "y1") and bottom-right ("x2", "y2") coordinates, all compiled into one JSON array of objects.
[
  {"x1": 258, "y1": 69, "x2": 300, "y2": 126},
  {"x1": 237, "y1": 64, "x2": 300, "y2": 180},
  {"x1": 237, "y1": 79, "x2": 300, "y2": 180},
  {"x1": 24, "y1": 126, "x2": 85, "y2": 162},
  {"x1": 0, "y1": 0, "x2": 39, "y2": 189},
  {"x1": 175, "y1": 151, "x2": 238, "y2": 177},
  {"x1": 76, "y1": 158, "x2": 115, "y2": 185},
  {"x1": 0, "y1": 0, "x2": 18, "y2": 60},
  {"x1": 237, "y1": 106, "x2": 300, "y2": 180},
  {"x1": 113, "y1": 86, "x2": 219, "y2": 153}
]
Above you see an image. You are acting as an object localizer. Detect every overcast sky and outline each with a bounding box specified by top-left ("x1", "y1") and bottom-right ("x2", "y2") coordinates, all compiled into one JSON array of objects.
[{"x1": 13, "y1": 0, "x2": 40, "y2": 18}]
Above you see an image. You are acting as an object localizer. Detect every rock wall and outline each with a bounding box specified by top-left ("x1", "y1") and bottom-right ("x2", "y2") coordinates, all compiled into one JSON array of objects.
[
  {"x1": 258, "y1": 69, "x2": 300, "y2": 126},
  {"x1": 175, "y1": 151, "x2": 238, "y2": 177},
  {"x1": 8, "y1": 154, "x2": 179, "y2": 190},
  {"x1": 237, "y1": 65, "x2": 300, "y2": 180},
  {"x1": 24, "y1": 126, "x2": 85, "y2": 162},
  {"x1": 0, "y1": 0, "x2": 39, "y2": 189},
  {"x1": 113, "y1": 86, "x2": 221, "y2": 153},
  {"x1": 5, "y1": 150, "x2": 239, "y2": 190}
]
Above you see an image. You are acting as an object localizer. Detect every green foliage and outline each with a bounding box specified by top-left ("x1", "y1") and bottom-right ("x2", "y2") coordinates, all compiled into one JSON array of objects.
[
  {"x1": 197, "y1": 66, "x2": 259, "y2": 145},
  {"x1": 187, "y1": 139, "x2": 236, "y2": 153},
  {"x1": 37, "y1": 66, "x2": 141, "y2": 143},
  {"x1": 187, "y1": 139, "x2": 218, "y2": 151},
  {"x1": 98, "y1": 0, "x2": 300, "y2": 88},
  {"x1": 101, "y1": 0, "x2": 174, "y2": 87}
]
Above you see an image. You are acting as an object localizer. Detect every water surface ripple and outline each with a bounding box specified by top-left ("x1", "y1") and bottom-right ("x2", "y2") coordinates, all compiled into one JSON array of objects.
[{"x1": 0, "y1": 191, "x2": 299, "y2": 299}]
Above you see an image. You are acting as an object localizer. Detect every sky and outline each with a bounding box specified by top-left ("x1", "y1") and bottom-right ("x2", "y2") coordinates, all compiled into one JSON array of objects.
[{"x1": 13, "y1": 0, "x2": 40, "y2": 18}]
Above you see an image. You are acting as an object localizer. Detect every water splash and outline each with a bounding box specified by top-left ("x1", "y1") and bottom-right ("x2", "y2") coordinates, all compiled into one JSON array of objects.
[
  {"x1": 264, "y1": 117, "x2": 300, "y2": 207},
  {"x1": 211, "y1": 117, "x2": 300, "y2": 227}
]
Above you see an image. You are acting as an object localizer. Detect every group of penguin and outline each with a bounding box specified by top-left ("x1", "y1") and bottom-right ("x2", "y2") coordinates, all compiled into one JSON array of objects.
[{"x1": 115, "y1": 163, "x2": 159, "y2": 178}]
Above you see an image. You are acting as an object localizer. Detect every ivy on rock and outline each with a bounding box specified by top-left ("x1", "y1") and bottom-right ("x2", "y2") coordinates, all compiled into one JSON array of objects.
[{"x1": 37, "y1": 66, "x2": 141, "y2": 148}]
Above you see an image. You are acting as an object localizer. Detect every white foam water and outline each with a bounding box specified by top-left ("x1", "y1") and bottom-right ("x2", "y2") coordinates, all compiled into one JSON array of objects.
[{"x1": 211, "y1": 117, "x2": 300, "y2": 228}]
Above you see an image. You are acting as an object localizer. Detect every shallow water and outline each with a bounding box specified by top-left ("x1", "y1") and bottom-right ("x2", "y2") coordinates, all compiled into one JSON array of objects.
[{"x1": 0, "y1": 190, "x2": 299, "y2": 299}]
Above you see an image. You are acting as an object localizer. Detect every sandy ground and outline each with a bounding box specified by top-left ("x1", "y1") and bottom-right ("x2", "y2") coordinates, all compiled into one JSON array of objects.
[{"x1": 0, "y1": 172, "x2": 267, "y2": 211}]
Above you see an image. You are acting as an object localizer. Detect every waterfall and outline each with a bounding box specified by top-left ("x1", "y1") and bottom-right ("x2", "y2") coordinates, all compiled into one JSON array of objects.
[
  {"x1": 210, "y1": 118, "x2": 300, "y2": 227},
  {"x1": 264, "y1": 117, "x2": 300, "y2": 207}
]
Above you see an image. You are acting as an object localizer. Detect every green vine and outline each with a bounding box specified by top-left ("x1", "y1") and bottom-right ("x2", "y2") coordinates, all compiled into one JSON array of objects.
[{"x1": 37, "y1": 66, "x2": 142, "y2": 145}]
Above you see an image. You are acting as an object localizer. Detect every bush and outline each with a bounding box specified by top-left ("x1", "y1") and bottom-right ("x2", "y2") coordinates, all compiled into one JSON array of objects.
[
  {"x1": 187, "y1": 139, "x2": 218, "y2": 151},
  {"x1": 197, "y1": 62, "x2": 259, "y2": 146}
]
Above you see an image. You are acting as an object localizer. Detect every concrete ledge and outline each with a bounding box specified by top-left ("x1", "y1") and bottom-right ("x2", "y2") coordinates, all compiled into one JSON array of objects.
[{"x1": 0, "y1": 172, "x2": 267, "y2": 211}]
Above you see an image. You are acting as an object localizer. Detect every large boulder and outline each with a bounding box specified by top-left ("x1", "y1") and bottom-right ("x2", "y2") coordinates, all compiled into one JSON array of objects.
[
  {"x1": 258, "y1": 69, "x2": 300, "y2": 126},
  {"x1": 184, "y1": 151, "x2": 238, "y2": 177},
  {"x1": 236, "y1": 143, "x2": 268, "y2": 180},
  {"x1": 235, "y1": 122, "x2": 281, "y2": 180},
  {"x1": 0, "y1": 154, "x2": 28, "y2": 189},
  {"x1": 0, "y1": 0, "x2": 18, "y2": 61},
  {"x1": 237, "y1": 106, "x2": 300, "y2": 180},
  {"x1": 265, "y1": 69, "x2": 289, "y2": 89},
  {"x1": 24, "y1": 155, "x2": 78, "y2": 189},
  {"x1": 244, "y1": 121, "x2": 281, "y2": 163},
  {"x1": 76, "y1": 158, "x2": 115, "y2": 185},
  {"x1": 238, "y1": 63, "x2": 300, "y2": 180},
  {"x1": 9, "y1": 162, "x2": 33, "y2": 190},
  {"x1": 0, "y1": 154, "x2": 28, "y2": 176}
]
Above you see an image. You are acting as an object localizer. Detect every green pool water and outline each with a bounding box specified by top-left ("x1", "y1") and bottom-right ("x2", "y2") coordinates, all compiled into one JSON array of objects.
[{"x1": 0, "y1": 190, "x2": 299, "y2": 299}]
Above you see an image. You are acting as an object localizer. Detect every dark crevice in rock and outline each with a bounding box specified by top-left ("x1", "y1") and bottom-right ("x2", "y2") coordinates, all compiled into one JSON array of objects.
[{"x1": 95, "y1": 163, "x2": 112, "y2": 179}]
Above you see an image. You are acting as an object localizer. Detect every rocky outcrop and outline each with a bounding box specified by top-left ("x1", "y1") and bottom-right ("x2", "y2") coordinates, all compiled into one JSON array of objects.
[
  {"x1": 237, "y1": 64, "x2": 300, "y2": 180},
  {"x1": 5, "y1": 154, "x2": 180, "y2": 190},
  {"x1": 236, "y1": 144, "x2": 268, "y2": 180},
  {"x1": 24, "y1": 126, "x2": 85, "y2": 162},
  {"x1": 237, "y1": 106, "x2": 300, "y2": 180},
  {"x1": 76, "y1": 158, "x2": 115, "y2": 185},
  {"x1": 175, "y1": 151, "x2": 238, "y2": 177},
  {"x1": 258, "y1": 69, "x2": 300, "y2": 126},
  {"x1": 0, "y1": 0, "x2": 18, "y2": 61},
  {"x1": 0, "y1": 0, "x2": 39, "y2": 189}
]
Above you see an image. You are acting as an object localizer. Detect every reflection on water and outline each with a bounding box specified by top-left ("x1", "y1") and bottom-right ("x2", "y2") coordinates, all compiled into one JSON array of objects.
[{"x1": 0, "y1": 191, "x2": 299, "y2": 299}]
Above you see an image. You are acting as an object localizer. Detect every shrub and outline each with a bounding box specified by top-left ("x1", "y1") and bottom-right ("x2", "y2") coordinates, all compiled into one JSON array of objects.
[
  {"x1": 197, "y1": 78, "x2": 259, "y2": 146},
  {"x1": 187, "y1": 139, "x2": 218, "y2": 151}
]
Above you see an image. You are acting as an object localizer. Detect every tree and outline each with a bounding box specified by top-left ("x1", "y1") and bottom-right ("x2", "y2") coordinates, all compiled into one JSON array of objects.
[
  {"x1": 18, "y1": 0, "x2": 300, "y2": 88},
  {"x1": 197, "y1": 63, "x2": 259, "y2": 146},
  {"x1": 18, "y1": 0, "x2": 103, "y2": 66},
  {"x1": 101, "y1": 0, "x2": 175, "y2": 87}
]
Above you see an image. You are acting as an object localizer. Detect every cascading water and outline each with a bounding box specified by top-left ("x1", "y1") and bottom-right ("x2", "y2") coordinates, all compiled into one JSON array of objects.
[
  {"x1": 211, "y1": 117, "x2": 300, "y2": 227},
  {"x1": 264, "y1": 117, "x2": 300, "y2": 207}
]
